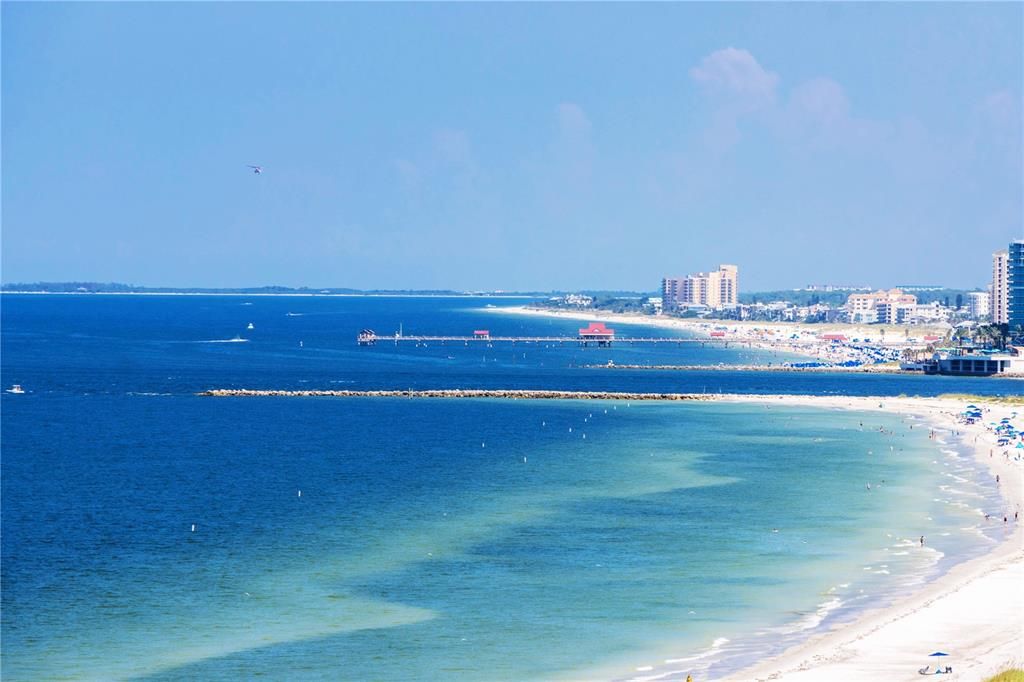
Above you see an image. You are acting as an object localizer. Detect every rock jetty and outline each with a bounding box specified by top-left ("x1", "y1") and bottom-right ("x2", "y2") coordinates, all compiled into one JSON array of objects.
[{"x1": 198, "y1": 388, "x2": 713, "y2": 401}]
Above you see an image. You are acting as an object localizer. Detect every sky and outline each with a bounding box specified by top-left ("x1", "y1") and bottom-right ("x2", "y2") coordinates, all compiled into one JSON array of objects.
[{"x1": 2, "y1": 3, "x2": 1022, "y2": 291}]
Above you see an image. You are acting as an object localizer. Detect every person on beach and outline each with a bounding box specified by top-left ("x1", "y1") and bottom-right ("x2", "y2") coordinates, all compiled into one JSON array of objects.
[{"x1": 920, "y1": 535, "x2": 925, "y2": 547}]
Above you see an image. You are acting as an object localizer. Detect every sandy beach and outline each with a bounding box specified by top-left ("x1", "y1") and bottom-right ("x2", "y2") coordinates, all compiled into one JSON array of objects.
[
  {"x1": 489, "y1": 305, "x2": 947, "y2": 367},
  {"x1": 705, "y1": 395, "x2": 1024, "y2": 682}
]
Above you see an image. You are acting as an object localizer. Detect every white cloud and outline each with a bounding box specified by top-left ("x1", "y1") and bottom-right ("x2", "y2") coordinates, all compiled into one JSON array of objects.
[
  {"x1": 788, "y1": 77, "x2": 849, "y2": 127},
  {"x1": 557, "y1": 102, "x2": 592, "y2": 139},
  {"x1": 976, "y1": 89, "x2": 1019, "y2": 127},
  {"x1": 789, "y1": 77, "x2": 895, "y2": 152},
  {"x1": 690, "y1": 47, "x2": 779, "y2": 102}
]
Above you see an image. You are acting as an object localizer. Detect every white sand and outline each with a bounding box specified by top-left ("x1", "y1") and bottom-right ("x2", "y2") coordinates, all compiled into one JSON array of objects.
[
  {"x1": 712, "y1": 395, "x2": 1024, "y2": 682},
  {"x1": 487, "y1": 305, "x2": 941, "y2": 365},
  {"x1": 490, "y1": 305, "x2": 946, "y2": 344}
]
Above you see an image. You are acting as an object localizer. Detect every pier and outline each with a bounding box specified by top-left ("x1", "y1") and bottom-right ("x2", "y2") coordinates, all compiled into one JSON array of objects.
[
  {"x1": 356, "y1": 322, "x2": 734, "y2": 347},
  {"x1": 356, "y1": 334, "x2": 724, "y2": 346}
]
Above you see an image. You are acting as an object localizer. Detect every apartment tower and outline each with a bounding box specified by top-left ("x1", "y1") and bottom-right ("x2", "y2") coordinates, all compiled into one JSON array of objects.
[
  {"x1": 1009, "y1": 241, "x2": 1024, "y2": 330},
  {"x1": 662, "y1": 264, "x2": 738, "y2": 311},
  {"x1": 992, "y1": 249, "x2": 1009, "y2": 325}
]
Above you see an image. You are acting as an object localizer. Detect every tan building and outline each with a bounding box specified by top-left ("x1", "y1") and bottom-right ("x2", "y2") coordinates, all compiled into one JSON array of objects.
[
  {"x1": 992, "y1": 249, "x2": 1009, "y2": 324},
  {"x1": 662, "y1": 264, "x2": 738, "y2": 311},
  {"x1": 846, "y1": 289, "x2": 917, "y2": 324}
]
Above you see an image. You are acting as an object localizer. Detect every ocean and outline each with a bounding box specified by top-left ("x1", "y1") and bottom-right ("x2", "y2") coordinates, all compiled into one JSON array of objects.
[{"x1": 0, "y1": 295, "x2": 1012, "y2": 680}]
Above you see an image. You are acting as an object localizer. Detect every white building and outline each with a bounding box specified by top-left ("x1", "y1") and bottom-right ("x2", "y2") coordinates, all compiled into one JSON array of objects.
[
  {"x1": 992, "y1": 250, "x2": 1009, "y2": 324},
  {"x1": 966, "y1": 291, "x2": 991, "y2": 320},
  {"x1": 846, "y1": 289, "x2": 917, "y2": 324}
]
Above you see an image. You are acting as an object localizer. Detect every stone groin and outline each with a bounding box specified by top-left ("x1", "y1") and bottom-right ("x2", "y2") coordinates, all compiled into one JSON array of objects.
[{"x1": 198, "y1": 388, "x2": 714, "y2": 401}]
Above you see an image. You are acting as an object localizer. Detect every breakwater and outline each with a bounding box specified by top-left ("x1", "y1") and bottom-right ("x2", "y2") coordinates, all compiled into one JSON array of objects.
[{"x1": 198, "y1": 388, "x2": 714, "y2": 400}]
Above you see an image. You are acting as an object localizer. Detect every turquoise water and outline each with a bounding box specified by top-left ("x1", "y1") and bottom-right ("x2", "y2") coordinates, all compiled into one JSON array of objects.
[{"x1": 0, "y1": 296, "x2": 1009, "y2": 681}]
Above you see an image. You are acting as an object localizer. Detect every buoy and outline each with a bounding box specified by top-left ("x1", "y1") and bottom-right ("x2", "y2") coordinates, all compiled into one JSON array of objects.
[
  {"x1": 481, "y1": 442, "x2": 485, "y2": 448},
  {"x1": 583, "y1": 433, "x2": 586, "y2": 439}
]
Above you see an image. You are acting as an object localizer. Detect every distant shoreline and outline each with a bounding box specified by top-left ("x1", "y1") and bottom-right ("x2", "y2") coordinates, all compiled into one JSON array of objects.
[{"x1": 0, "y1": 291, "x2": 535, "y2": 298}]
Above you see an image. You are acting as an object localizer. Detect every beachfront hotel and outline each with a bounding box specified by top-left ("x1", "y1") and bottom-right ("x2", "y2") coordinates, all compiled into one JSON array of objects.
[
  {"x1": 991, "y1": 248, "x2": 1009, "y2": 324},
  {"x1": 845, "y1": 288, "x2": 917, "y2": 324},
  {"x1": 661, "y1": 264, "x2": 738, "y2": 312}
]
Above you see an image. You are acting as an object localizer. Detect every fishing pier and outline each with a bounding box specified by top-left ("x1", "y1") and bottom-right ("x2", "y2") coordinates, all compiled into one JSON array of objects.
[{"x1": 357, "y1": 322, "x2": 732, "y2": 348}]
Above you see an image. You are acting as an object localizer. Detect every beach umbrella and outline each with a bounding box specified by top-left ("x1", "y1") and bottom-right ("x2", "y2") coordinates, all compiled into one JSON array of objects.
[{"x1": 929, "y1": 652, "x2": 949, "y2": 657}]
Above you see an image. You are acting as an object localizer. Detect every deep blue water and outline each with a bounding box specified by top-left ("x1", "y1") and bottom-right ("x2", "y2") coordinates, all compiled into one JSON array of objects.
[
  {"x1": 1, "y1": 294, "x2": 1019, "y2": 397},
  {"x1": 0, "y1": 295, "x2": 1013, "y2": 681}
]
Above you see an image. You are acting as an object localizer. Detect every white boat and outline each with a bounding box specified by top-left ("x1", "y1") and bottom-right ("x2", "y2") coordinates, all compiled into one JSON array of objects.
[
  {"x1": 6, "y1": 384, "x2": 25, "y2": 394},
  {"x1": 247, "y1": 322, "x2": 255, "y2": 330}
]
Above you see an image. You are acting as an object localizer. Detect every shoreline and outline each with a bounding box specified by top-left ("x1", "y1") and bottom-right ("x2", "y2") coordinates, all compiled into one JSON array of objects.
[
  {"x1": 582, "y1": 363, "x2": 910, "y2": 374},
  {"x1": 0, "y1": 291, "x2": 533, "y2": 298},
  {"x1": 711, "y1": 395, "x2": 1024, "y2": 682},
  {"x1": 488, "y1": 305, "x2": 946, "y2": 368}
]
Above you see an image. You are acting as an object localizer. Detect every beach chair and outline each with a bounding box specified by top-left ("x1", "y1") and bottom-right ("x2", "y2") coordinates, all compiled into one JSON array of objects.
[{"x1": 918, "y1": 666, "x2": 931, "y2": 675}]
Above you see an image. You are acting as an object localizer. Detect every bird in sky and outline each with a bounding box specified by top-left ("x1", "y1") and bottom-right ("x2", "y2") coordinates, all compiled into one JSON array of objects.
[{"x1": 248, "y1": 165, "x2": 263, "y2": 175}]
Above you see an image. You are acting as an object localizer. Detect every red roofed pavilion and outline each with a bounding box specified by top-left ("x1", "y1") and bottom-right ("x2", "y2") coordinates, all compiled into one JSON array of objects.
[{"x1": 578, "y1": 322, "x2": 615, "y2": 346}]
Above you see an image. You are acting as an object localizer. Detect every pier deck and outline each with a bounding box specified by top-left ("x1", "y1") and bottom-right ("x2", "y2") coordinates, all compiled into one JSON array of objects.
[{"x1": 356, "y1": 334, "x2": 738, "y2": 346}]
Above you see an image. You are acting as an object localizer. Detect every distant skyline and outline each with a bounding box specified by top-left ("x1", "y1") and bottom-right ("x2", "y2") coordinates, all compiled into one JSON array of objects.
[{"x1": 3, "y1": 3, "x2": 1021, "y2": 291}]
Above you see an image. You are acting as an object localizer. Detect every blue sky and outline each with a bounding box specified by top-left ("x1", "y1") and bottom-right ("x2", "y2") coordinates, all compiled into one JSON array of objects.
[{"x1": 2, "y1": 3, "x2": 1021, "y2": 291}]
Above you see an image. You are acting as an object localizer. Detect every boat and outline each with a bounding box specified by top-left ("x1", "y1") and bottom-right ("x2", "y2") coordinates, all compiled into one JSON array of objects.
[
  {"x1": 247, "y1": 322, "x2": 255, "y2": 330},
  {"x1": 6, "y1": 384, "x2": 25, "y2": 394}
]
